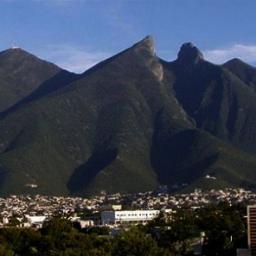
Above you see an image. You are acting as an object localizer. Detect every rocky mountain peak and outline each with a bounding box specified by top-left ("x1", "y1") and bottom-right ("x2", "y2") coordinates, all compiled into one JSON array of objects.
[
  {"x1": 132, "y1": 35, "x2": 155, "y2": 56},
  {"x1": 177, "y1": 42, "x2": 204, "y2": 65},
  {"x1": 0, "y1": 47, "x2": 40, "y2": 64},
  {"x1": 1, "y1": 47, "x2": 30, "y2": 56}
]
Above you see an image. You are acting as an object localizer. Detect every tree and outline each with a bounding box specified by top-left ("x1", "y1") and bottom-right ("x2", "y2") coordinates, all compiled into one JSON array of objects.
[
  {"x1": 111, "y1": 226, "x2": 172, "y2": 256},
  {"x1": 0, "y1": 244, "x2": 14, "y2": 256},
  {"x1": 197, "y1": 203, "x2": 247, "y2": 256},
  {"x1": 154, "y1": 209, "x2": 199, "y2": 255}
]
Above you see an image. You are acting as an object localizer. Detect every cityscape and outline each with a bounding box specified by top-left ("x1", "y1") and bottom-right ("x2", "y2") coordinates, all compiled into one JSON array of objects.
[
  {"x1": 1, "y1": 0, "x2": 256, "y2": 255},
  {"x1": 0, "y1": 188, "x2": 255, "y2": 228},
  {"x1": 0, "y1": 189, "x2": 254, "y2": 255}
]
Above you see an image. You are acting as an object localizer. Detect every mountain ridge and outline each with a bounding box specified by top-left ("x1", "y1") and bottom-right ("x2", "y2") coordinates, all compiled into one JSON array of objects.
[{"x1": 0, "y1": 36, "x2": 255, "y2": 195}]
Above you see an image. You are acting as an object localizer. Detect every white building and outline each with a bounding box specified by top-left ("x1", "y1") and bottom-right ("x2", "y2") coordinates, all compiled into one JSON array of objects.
[
  {"x1": 101, "y1": 210, "x2": 160, "y2": 225},
  {"x1": 25, "y1": 215, "x2": 47, "y2": 228},
  {"x1": 78, "y1": 220, "x2": 95, "y2": 228}
]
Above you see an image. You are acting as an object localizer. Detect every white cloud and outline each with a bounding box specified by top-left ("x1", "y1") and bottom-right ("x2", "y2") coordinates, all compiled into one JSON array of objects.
[
  {"x1": 203, "y1": 44, "x2": 256, "y2": 64},
  {"x1": 37, "y1": 44, "x2": 111, "y2": 73}
]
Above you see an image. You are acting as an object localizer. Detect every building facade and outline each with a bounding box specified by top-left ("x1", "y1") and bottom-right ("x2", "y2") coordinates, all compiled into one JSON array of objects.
[
  {"x1": 101, "y1": 209, "x2": 160, "y2": 225},
  {"x1": 248, "y1": 206, "x2": 256, "y2": 255}
]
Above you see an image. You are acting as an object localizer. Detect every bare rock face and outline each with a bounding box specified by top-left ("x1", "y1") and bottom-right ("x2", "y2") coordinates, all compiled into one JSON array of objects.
[
  {"x1": 133, "y1": 35, "x2": 156, "y2": 56},
  {"x1": 132, "y1": 36, "x2": 164, "y2": 81}
]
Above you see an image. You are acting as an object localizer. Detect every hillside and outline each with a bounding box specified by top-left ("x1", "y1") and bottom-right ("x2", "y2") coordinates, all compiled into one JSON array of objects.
[
  {"x1": 0, "y1": 48, "x2": 66, "y2": 112},
  {"x1": 0, "y1": 37, "x2": 255, "y2": 195}
]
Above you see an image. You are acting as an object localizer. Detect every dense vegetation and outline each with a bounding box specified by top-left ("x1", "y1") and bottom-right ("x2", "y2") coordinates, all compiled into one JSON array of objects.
[{"x1": 0, "y1": 203, "x2": 248, "y2": 256}]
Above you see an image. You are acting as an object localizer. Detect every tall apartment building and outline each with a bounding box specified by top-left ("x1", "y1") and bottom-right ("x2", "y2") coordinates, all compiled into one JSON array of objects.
[{"x1": 248, "y1": 206, "x2": 256, "y2": 256}]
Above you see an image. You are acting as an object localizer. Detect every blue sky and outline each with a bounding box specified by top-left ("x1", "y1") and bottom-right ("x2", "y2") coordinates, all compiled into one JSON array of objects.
[{"x1": 1, "y1": 0, "x2": 256, "y2": 73}]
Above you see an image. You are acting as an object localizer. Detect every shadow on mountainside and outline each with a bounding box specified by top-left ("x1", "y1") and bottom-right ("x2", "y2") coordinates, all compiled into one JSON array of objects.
[
  {"x1": 67, "y1": 148, "x2": 118, "y2": 194},
  {"x1": 0, "y1": 70, "x2": 79, "y2": 119}
]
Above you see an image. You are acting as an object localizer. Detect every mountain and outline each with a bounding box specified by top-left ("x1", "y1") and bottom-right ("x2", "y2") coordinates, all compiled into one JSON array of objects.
[
  {"x1": 223, "y1": 58, "x2": 256, "y2": 91},
  {"x1": 0, "y1": 48, "x2": 66, "y2": 112},
  {"x1": 163, "y1": 43, "x2": 256, "y2": 153},
  {"x1": 0, "y1": 37, "x2": 255, "y2": 195}
]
